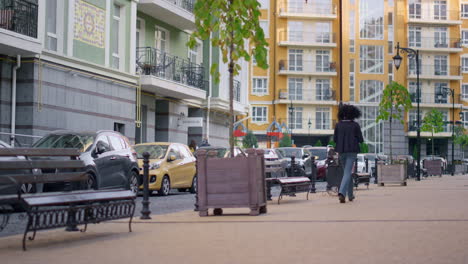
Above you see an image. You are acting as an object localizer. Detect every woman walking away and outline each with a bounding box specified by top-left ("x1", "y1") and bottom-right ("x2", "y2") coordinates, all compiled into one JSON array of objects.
[{"x1": 333, "y1": 104, "x2": 364, "y2": 203}]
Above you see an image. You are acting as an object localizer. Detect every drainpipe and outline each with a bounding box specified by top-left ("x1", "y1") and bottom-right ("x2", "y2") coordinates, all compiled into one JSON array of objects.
[{"x1": 10, "y1": 55, "x2": 21, "y2": 147}]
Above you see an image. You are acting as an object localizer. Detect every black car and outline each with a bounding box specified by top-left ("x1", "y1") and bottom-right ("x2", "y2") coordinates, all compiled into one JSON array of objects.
[
  {"x1": 0, "y1": 140, "x2": 38, "y2": 195},
  {"x1": 32, "y1": 130, "x2": 140, "y2": 193}
]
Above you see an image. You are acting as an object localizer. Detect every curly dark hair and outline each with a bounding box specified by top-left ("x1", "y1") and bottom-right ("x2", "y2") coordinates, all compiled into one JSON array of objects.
[{"x1": 338, "y1": 104, "x2": 362, "y2": 121}]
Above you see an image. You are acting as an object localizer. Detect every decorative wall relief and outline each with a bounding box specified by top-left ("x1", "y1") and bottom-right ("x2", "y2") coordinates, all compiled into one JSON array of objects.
[{"x1": 74, "y1": 0, "x2": 105, "y2": 48}]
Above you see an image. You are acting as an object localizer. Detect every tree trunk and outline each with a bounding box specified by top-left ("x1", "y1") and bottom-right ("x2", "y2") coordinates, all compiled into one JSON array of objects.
[
  {"x1": 228, "y1": 2, "x2": 234, "y2": 158},
  {"x1": 389, "y1": 107, "x2": 393, "y2": 163},
  {"x1": 432, "y1": 131, "x2": 435, "y2": 158}
]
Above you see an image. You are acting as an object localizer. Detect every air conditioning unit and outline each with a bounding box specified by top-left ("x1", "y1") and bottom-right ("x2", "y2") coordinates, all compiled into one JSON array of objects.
[{"x1": 279, "y1": 92, "x2": 288, "y2": 99}]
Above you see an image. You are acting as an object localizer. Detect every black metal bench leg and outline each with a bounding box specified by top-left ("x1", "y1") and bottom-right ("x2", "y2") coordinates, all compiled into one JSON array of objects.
[{"x1": 22, "y1": 215, "x2": 33, "y2": 251}]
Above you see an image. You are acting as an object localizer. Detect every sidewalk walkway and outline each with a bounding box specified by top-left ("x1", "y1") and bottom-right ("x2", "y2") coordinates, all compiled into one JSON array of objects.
[{"x1": 1, "y1": 175, "x2": 468, "y2": 264}]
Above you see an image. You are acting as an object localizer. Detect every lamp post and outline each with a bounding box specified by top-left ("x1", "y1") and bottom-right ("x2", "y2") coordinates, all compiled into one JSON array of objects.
[
  {"x1": 308, "y1": 118, "x2": 312, "y2": 144},
  {"x1": 289, "y1": 100, "x2": 294, "y2": 144},
  {"x1": 393, "y1": 42, "x2": 421, "y2": 181},
  {"x1": 441, "y1": 87, "x2": 455, "y2": 176}
]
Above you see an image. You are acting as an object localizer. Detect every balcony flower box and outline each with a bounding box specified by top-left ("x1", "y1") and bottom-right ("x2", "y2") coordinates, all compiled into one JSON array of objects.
[{"x1": 196, "y1": 148, "x2": 267, "y2": 216}]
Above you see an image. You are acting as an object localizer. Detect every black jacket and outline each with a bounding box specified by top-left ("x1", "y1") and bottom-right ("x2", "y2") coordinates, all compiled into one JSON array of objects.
[{"x1": 333, "y1": 120, "x2": 364, "y2": 153}]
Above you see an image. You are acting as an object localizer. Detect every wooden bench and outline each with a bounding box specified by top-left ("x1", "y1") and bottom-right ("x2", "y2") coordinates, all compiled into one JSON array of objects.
[
  {"x1": 267, "y1": 177, "x2": 311, "y2": 204},
  {"x1": 0, "y1": 148, "x2": 136, "y2": 251}
]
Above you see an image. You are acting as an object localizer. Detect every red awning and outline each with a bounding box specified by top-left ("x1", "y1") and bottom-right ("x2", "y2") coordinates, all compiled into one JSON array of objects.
[{"x1": 233, "y1": 129, "x2": 247, "y2": 137}]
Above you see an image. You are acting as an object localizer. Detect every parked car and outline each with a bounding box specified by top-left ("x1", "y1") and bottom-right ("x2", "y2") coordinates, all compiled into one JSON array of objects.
[
  {"x1": 305, "y1": 147, "x2": 328, "y2": 181},
  {"x1": 194, "y1": 146, "x2": 246, "y2": 158},
  {"x1": 0, "y1": 140, "x2": 38, "y2": 195},
  {"x1": 276, "y1": 147, "x2": 313, "y2": 176},
  {"x1": 32, "y1": 130, "x2": 140, "y2": 193},
  {"x1": 262, "y1": 148, "x2": 287, "y2": 178},
  {"x1": 134, "y1": 142, "x2": 197, "y2": 196}
]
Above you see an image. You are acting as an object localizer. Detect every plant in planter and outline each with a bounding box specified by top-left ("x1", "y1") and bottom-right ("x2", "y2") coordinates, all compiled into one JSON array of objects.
[
  {"x1": 375, "y1": 81, "x2": 413, "y2": 186},
  {"x1": 359, "y1": 142, "x2": 369, "y2": 153}
]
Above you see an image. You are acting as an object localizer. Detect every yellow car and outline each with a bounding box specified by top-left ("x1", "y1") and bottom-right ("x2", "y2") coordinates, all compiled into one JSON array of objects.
[{"x1": 133, "y1": 142, "x2": 197, "y2": 196}]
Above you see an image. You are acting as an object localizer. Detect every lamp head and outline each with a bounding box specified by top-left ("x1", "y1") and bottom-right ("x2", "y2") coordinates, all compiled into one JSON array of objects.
[{"x1": 393, "y1": 53, "x2": 402, "y2": 70}]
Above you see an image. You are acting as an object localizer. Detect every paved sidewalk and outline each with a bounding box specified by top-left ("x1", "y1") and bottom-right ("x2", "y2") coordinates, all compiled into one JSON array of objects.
[{"x1": 1, "y1": 175, "x2": 468, "y2": 264}]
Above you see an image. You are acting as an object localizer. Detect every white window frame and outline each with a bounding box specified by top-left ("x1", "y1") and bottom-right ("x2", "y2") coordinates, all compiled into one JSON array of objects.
[
  {"x1": 260, "y1": 20, "x2": 269, "y2": 39},
  {"x1": 315, "y1": 107, "x2": 330, "y2": 130},
  {"x1": 289, "y1": 107, "x2": 303, "y2": 129},
  {"x1": 462, "y1": 57, "x2": 468, "y2": 73},
  {"x1": 155, "y1": 25, "x2": 170, "y2": 53},
  {"x1": 45, "y1": 0, "x2": 64, "y2": 53},
  {"x1": 316, "y1": 79, "x2": 331, "y2": 101},
  {"x1": 111, "y1": 4, "x2": 125, "y2": 70},
  {"x1": 462, "y1": 30, "x2": 468, "y2": 45},
  {"x1": 288, "y1": 77, "x2": 303, "y2": 100},
  {"x1": 462, "y1": 4, "x2": 468, "y2": 18},
  {"x1": 408, "y1": 26, "x2": 422, "y2": 48},
  {"x1": 288, "y1": 21, "x2": 303, "y2": 42},
  {"x1": 188, "y1": 39, "x2": 202, "y2": 64},
  {"x1": 252, "y1": 77, "x2": 268, "y2": 95},
  {"x1": 462, "y1": 83, "x2": 468, "y2": 100},
  {"x1": 252, "y1": 106, "x2": 268, "y2": 124},
  {"x1": 136, "y1": 18, "x2": 145, "y2": 48},
  {"x1": 359, "y1": 0, "x2": 384, "y2": 40},
  {"x1": 288, "y1": 49, "x2": 303, "y2": 71},
  {"x1": 359, "y1": 45, "x2": 384, "y2": 74}
]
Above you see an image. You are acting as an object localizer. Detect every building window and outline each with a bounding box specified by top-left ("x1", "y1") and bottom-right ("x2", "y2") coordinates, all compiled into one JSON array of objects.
[
  {"x1": 359, "y1": 0, "x2": 384, "y2": 39},
  {"x1": 462, "y1": 4, "x2": 468, "y2": 18},
  {"x1": 462, "y1": 58, "x2": 468, "y2": 72},
  {"x1": 350, "y1": 59, "x2": 355, "y2": 101},
  {"x1": 388, "y1": 61, "x2": 393, "y2": 83},
  {"x1": 316, "y1": 50, "x2": 331, "y2": 72},
  {"x1": 408, "y1": 110, "x2": 422, "y2": 131},
  {"x1": 188, "y1": 42, "x2": 201, "y2": 64},
  {"x1": 258, "y1": 0, "x2": 269, "y2": 9},
  {"x1": 409, "y1": 56, "x2": 422, "y2": 75},
  {"x1": 360, "y1": 45, "x2": 384, "y2": 74},
  {"x1": 288, "y1": 78, "x2": 303, "y2": 100},
  {"x1": 315, "y1": 22, "x2": 331, "y2": 43},
  {"x1": 111, "y1": 4, "x2": 121, "y2": 69},
  {"x1": 46, "y1": 0, "x2": 57, "y2": 51},
  {"x1": 288, "y1": 21, "x2": 303, "y2": 42},
  {"x1": 434, "y1": 27, "x2": 448, "y2": 47},
  {"x1": 462, "y1": 30, "x2": 468, "y2": 45},
  {"x1": 290, "y1": 107, "x2": 303, "y2": 129},
  {"x1": 408, "y1": 81, "x2": 421, "y2": 103},
  {"x1": 114, "y1": 122, "x2": 125, "y2": 134},
  {"x1": 409, "y1": 0, "x2": 421, "y2": 19},
  {"x1": 434, "y1": 0, "x2": 447, "y2": 20},
  {"x1": 388, "y1": 12, "x2": 393, "y2": 54},
  {"x1": 252, "y1": 106, "x2": 267, "y2": 123},
  {"x1": 316, "y1": 79, "x2": 331, "y2": 100},
  {"x1": 434, "y1": 83, "x2": 449, "y2": 103},
  {"x1": 288, "y1": 49, "x2": 303, "y2": 71},
  {"x1": 408, "y1": 26, "x2": 421, "y2": 47},
  {"x1": 462, "y1": 84, "x2": 468, "y2": 100},
  {"x1": 260, "y1": 20, "x2": 269, "y2": 38},
  {"x1": 349, "y1": 10, "x2": 355, "y2": 52},
  {"x1": 434, "y1": 55, "x2": 448, "y2": 75},
  {"x1": 360, "y1": 80, "x2": 383, "y2": 102},
  {"x1": 316, "y1": 108, "x2": 330, "y2": 130},
  {"x1": 462, "y1": 112, "x2": 468, "y2": 128},
  {"x1": 252, "y1": 77, "x2": 268, "y2": 95},
  {"x1": 155, "y1": 26, "x2": 169, "y2": 52}
]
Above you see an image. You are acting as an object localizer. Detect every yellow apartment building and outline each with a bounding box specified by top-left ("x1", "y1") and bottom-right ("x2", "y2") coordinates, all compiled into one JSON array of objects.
[{"x1": 247, "y1": 0, "x2": 467, "y2": 159}]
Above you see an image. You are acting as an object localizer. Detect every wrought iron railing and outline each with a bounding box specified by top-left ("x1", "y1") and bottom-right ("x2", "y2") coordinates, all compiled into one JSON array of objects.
[
  {"x1": 165, "y1": 0, "x2": 195, "y2": 13},
  {"x1": 279, "y1": 30, "x2": 336, "y2": 44},
  {"x1": 278, "y1": 59, "x2": 337, "y2": 73},
  {"x1": 279, "y1": 2, "x2": 336, "y2": 15},
  {"x1": 409, "y1": 121, "x2": 450, "y2": 132},
  {"x1": 408, "y1": 65, "x2": 461, "y2": 77},
  {"x1": 0, "y1": 0, "x2": 38, "y2": 38},
  {"x1": 136, "y1": 47, "x2": 207, "y2": 90},
  {"x1": 408, "y1": 8, "x2": 460, "y2": 21},
  {"x1": 278, "y1": 89, "x2": 336, "y2": 101},
  {"x1": 410, "y1": 92, "x2": 461, "y2": 104},
  {"x1": 408, "y1": 37, "x2": 461, "y2": 49},
  {"x1": 279, "y1": 118, "x2": 337, "y2": 131}
]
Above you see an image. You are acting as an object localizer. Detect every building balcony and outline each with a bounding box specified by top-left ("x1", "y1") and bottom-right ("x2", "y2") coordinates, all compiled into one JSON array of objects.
[
  {"x1": 408, "y1": 37, "x2": 462, "y2": 53},
  {"x1": 410, "y1": 92, "x2": 461, "y2": 107},
  {"x1": 138, "y1": 0, "x2": 195, "y2": 31},
  {"x1": 279, "y1": 118, "x2": 337, "y2": 135},
  {"x1": 408, "y1": 65, "x2": 462, "y2": 81},
  {"x1": 278, "y1": 60, "x2": 337, "y2": 77},
  {"x1": 136, "y1": 47, "x2": 207, "y2": 100},
  {"x1": 408, "y1": 9, "x2": 461, "y2": 25},
  {"x1": 278, "y1": 2, "x2": 336, "y2": 20},
  {"x1": 278, "y1": 30, "x2": 336, "y2": 48},
  {"x1": 407, "y1": 121, "x2": 452, "y2": 137},
  {"x1": 277, "y1": 89, "x2": 337, "y2": 105},
  {"x1": 0, "y1": 0, "x2": 41, "y2": 55}
]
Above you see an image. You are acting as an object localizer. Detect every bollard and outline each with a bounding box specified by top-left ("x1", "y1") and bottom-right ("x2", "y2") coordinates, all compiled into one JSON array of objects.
[
  {"x1": 290, "y1": 155, "x2": 296, "y2": 177},
  {"x1": 140, "y1": 152, "x2": 151, "y2": 220},
  {"x1": 374, "y1": 158, "x2": 378, "y2": 184},
  {"x1": 365, "y1": 158, "x2": 369, "y2": 173},
  {"x1": 310, "y1": 156, "x2": 316, "y2": 193},
  {"x1": 194, "y1": 173, "x2": 199, "y2": 211}
]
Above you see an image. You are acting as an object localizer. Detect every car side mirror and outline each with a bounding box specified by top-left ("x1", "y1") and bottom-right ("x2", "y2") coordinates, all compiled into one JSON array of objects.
[{"x1": 168, "y1": 155, "x2": 176, "y2": 162}]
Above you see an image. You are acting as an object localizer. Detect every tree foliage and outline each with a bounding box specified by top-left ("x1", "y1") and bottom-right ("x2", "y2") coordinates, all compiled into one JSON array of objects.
[
  {"x1": 242, "y1": 130, "x2": 258, "y2": 148},
  {"x1": 327, "y1": 140, "x2": 336, "y2": 147},
  {"x1": 359, "y1": 143, "x2": 369, "y2": 153},
  {"x1": 376, "y1": 81, "x2": 413, "y2": 162},
  {"x1": 421, "y1": 109, "x2": 445, "y2": 157},
  {"x1": 314, "y1": 140, "x2": 323, "y2": 147},
  {"x1": 279, "y1": 134, "x2": 292, "y2": 147}
]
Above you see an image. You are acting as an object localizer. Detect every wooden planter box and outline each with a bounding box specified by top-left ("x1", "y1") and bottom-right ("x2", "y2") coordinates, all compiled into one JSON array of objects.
[
  {"x1": 424, "y1": 159, "x2": 442, "y2": 177},
  {"x1": 196, "y1": 148, "x2": 267, "y2": 216},
  {"x1": 377, "y1": 163, "x2": 407, "y2": 186}
]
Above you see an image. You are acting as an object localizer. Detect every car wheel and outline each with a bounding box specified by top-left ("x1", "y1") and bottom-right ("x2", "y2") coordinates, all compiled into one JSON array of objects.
[
  {"x1": 86, "y1": 173, "x2": 97, "y2": 190},
  {"x1": 20, "y1": 183, "x2": 36, "y2": 194},
  {"x1": 190, "y1": 176, "x2": 197, "y2": 194},
  {"x1": 158, "y1": 176, "x2": 170, "y2": 196},
  {"x1": 129, "y1": 171, "x2": 139, "y2": 195}
]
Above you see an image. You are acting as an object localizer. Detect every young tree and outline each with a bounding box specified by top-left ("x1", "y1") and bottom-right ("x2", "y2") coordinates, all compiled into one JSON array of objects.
[
  {"x1": 421, "y1": 109, "x2": 445, "y2": 157},
  {"x1": 314, "y1": 140, "x2": 323, "y2": 147},
  {"x1": 455, "y1": 126, "x2": 468, "y2": 159},
  {"x1": 376, "y1": 81, "x2": 412, "y2": 162},
  {"x1": 188, "y1": 0, "x2": 268, "y2": 157},
  {"x1": 242, "y1": 130, "x2": 258, "y2": 148},
  {"x1": 279, "y1": 134, "x2": 292, "y2": 147}
]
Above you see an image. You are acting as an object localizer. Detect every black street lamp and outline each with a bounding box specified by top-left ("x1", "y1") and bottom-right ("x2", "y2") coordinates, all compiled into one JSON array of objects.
[
  {"x1": 308, "y1": 118, "x2": 312, "y2": 144},
  {"x1": 441, "y1": 87, "x2": 455, "y2": 176},
  {"x1": 289, "y1": 100, "x2": 294, "y2": 142},
  {"x1": 393, "y1": 42, "x2": 421, "y2": 181}
]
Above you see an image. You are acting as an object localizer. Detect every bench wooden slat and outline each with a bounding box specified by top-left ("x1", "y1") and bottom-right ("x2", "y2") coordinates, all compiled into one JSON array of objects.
[
  {"x1": 0, "y1": 160, "x2": 85, "y2": 170},
  {"x1": 23, "y1": 190, "x2": 136, "y2": 206},
  {"x1": 0, "y1": 172, "x2": 87, "y2": 184},
  {"x1": 0, "y1": 148, "x2": 81, "y2": 157}
]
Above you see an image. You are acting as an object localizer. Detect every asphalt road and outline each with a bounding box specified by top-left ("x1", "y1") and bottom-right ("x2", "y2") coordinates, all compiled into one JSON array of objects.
[{"x1": 0, "y1": 181, "x2": 333, "y2": 238}]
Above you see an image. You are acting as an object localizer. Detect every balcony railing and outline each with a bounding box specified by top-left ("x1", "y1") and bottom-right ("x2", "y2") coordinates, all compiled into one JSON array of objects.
[
  {"x1": 279, "y1": 30, "x2": 336, "y2": 45},
  {"x1": 408, "y1": 121, "x2": 450, "y2": 132},
  {"x1": 279, "y1": 2, "x2": 336, "y2": 16},
  {"x1": 408, "y1": 37, "x2": 461, "y2": 49},
  {"x1": 279, "y1": 118, "x2": 337, "y2": 131},
  {"x1": 136, "y1": 47, "x2": 207, "y2": 90},
  {"x1": 279, "y1": 60, "x2": 337, "y2": 73},
  {"x1": 234, "y1": 80, "x2": 241, "y2": 103},
  {"x1": 408, "y1": 65, "x2": 461, "y2": 77},
  {"x1": 408, "y1": 8, "x2": 460, "y2": 21},
  {"x1": 0, "y1": 0, "x2": 38, "y2": 38},
  {"x1": 410, "y1": 92, "x2": 461, "y2": 104},
  {"x1": 166, "y1": 0, "x2": 195, "y2": 13},
  {"x1": 278, "y1": 89, "x2": 336, "y2": 101}
]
